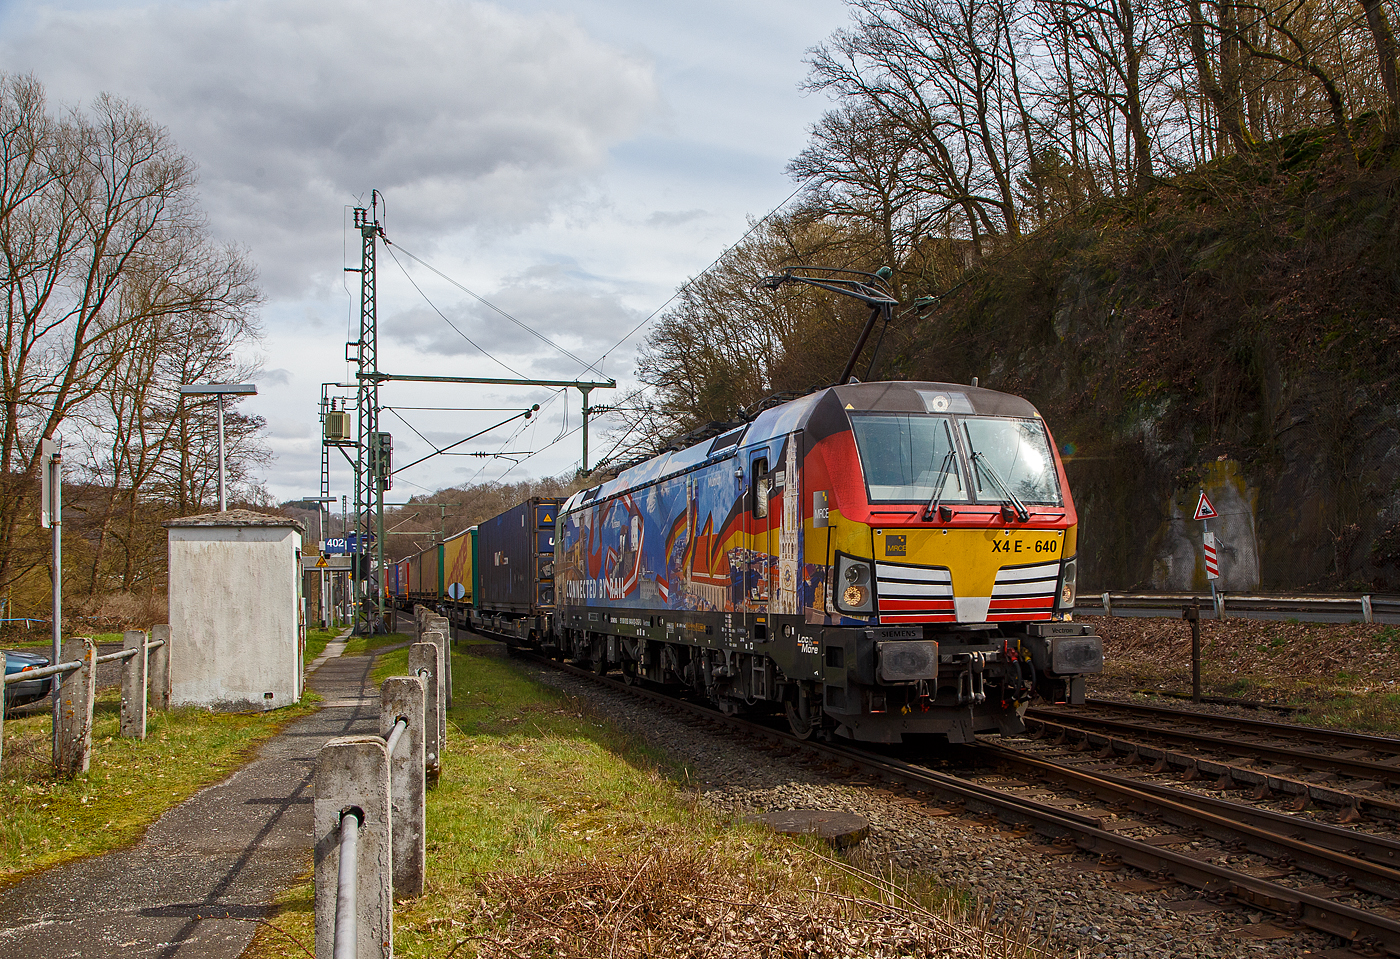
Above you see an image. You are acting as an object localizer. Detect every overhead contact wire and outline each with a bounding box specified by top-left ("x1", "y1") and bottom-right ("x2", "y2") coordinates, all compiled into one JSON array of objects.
[
  {"x1": 383, "y1": 244, "x2": 527, "y2": 379},
  {"x1": 388, "y1": 243, "x2": 607, "y2": 382}
]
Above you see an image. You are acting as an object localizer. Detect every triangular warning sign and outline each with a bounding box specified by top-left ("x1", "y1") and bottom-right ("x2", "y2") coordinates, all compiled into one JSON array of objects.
[
  {"x1": 1193, "y1": 490, "x2": 1219, "y2": 521},
  {"x1": 316, "y1": 556, "x2": 328, "y2": 568},
  {"x1": 542, "y1": 513, "x2": 552, "y2": 523},
  {"x1": 844, "y1": 403, "x2": 854, "y2": 409}
]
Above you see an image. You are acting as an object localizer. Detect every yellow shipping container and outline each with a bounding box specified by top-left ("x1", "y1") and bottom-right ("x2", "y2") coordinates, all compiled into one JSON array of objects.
[{"x1": 441, "y1": 527, "x2": 474, "y2": 605}]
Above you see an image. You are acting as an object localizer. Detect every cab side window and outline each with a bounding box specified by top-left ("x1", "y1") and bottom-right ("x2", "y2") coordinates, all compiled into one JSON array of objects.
[{"x1": 752, "y1": 457, "x2": 770, "y2": 518}]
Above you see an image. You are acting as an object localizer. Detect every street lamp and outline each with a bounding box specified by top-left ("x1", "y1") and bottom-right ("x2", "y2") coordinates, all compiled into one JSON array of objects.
[{"x1": 179, "y1": 383, "x2": 257, "y2": 512}]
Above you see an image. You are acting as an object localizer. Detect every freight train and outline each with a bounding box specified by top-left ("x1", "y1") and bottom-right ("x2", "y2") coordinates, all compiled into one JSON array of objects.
[{"x1": 389, "y1": 379, "x2": 1102, "y2": 744}]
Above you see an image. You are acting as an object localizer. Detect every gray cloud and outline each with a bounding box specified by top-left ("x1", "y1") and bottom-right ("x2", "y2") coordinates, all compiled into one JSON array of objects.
[
  {"x1": 645, "y1": 209, "x2": 711, "y2": 227},
  {"x1": 3, "y1": 0, "x2": 661, "y2": 296},
  {"x1": 382, "y1": 264, "x2": 642, "y2": 381}
]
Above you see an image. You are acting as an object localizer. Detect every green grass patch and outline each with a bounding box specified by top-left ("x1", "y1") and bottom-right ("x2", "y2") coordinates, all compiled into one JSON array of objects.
[
  {"x1": 304, "y1": 627, "x2": 341, "y2": 664},
  {"x1": 247, "y1": 646, "x2": 1042, "y2": 959},
  {"x1": 6, "y1": 631, "x2": 126, "y2": 651},
  {"x1": 0, "y1": 688, "x2": 317, "y2": 886},
  {"x1": 340, "y1": 632, "x2": 412, "y2": 658}
]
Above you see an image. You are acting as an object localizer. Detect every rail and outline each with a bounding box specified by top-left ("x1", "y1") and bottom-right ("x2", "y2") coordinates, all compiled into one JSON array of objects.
[
  {"x1": 1079, "y1": 590, "x2": 1400, "y2": 623},
  {"x1": 2, "y1": 628, "x2": 171, "y2": 774},
  {"x1": 315, "y1": 613, "x2": 444, "y2": 959}
]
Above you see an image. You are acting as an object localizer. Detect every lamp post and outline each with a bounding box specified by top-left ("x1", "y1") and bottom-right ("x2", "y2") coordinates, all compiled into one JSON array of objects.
[
  {"x1": 179, "y1": 383, "x2": 257, "y2": 512},
  {"x1": 300, "y1": 496, "x2": 338, "y2": 628}
]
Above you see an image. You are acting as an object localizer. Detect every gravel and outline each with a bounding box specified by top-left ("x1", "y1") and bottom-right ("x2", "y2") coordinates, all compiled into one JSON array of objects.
[{"x1": 508, "y1": 652, "x2": 1345, "y2": 959}]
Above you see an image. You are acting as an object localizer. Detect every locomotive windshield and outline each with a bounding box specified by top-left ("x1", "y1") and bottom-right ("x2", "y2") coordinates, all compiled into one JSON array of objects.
[
  {"x1": 849, "y1": 414, "x2": 968, "y2": 503},
  {"x1": 849, "y1": 412, "x2": 1062, "y2": 507},
  {"x1": 961, "y1": 417, "x2": 1062, "y2": 506}
]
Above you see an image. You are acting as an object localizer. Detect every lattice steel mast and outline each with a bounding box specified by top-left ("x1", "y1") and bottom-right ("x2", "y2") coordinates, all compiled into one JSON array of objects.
[{"x1": 352, "y1": 199, "x2": 386, "y2": 634}]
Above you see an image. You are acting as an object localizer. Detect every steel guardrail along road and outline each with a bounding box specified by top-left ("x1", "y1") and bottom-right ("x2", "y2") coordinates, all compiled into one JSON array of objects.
[{"x1": 1078, "y1": 591, "x2": 1400, "y2": 625}]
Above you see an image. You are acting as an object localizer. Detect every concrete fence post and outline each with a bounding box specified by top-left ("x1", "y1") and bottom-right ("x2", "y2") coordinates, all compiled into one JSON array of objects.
[
  {"x1": 120, "y1": 629, "x2": 148, "y2": 740},
  {"x1": 408, "y1": 642, "x2": 441, "y2": 776},
  {"x1": 56, "y1": 637, "x2": 97, "y2": 776},
  {"x1": 148, "y1": 624, "x2": 171, "y2": 710},
  {"x1": 427, "y1": 616, "x2": 452, "y2": 707},
  {"x1": 1102, "y1": 592, "x2": 1112, "y2": 617},
  {"x1": 422, "y1": 628, "x2": 449, "y2": 734},
  {"x1": 381, "y1": 675, "x2": 426, "y2": 898},
  {"x1": 314, "y1": 737, "x2": 393, "y2": 959},
  {"x1": 1362, "y1": 595, "x2": 1375, "y2": 624}
]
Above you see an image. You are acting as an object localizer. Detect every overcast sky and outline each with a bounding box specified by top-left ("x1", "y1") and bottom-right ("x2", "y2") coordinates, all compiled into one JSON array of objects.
[{"x1": 1, "y1": 0, "x2": 851, "y2": 512}]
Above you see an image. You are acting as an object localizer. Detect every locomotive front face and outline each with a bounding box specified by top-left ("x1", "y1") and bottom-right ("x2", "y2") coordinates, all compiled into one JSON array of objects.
[
  {"x1": 553, "y1": 380, "x2": 1101, "y2": 744},
  {"x1": 807, "y1": 384, "x2": 1101, "y2": 741}
]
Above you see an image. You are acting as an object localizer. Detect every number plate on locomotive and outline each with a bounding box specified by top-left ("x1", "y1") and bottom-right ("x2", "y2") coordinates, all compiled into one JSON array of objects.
[{"x1": 989, "y1": 532, "x2": 1062, "y2": 556}]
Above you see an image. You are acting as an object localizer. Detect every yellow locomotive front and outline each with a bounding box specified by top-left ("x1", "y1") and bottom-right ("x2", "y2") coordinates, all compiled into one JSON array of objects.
[{"x1": 801, "y1": 382, "x2": 1102, "y2": 742}]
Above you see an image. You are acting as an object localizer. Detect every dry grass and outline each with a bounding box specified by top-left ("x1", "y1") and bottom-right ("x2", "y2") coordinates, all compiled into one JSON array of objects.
[
  {"x1": 1090, "y1": 615, "x2": 1400, "y2": 731},
  {"x1": 66, "y1": 590, "x2": 169, "y2": 631},
  {"x1": 454, "y1": 844, "x2": 1054, "y2": 959}
]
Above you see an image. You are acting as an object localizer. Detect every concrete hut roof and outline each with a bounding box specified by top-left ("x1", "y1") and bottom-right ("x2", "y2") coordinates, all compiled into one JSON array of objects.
[{"x1": 163, "y1": 509, "x2": 305, "y2": 532}]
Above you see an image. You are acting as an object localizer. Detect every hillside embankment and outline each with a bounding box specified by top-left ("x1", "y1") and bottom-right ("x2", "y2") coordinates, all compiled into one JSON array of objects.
[{"x1": 901, "y1": 127, "x2": 1400, "y2": 593}]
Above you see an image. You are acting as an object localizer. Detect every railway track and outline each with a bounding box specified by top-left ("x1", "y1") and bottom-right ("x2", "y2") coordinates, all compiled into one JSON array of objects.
[
  {"x1": 1023, "y1": 699, "x2": 1400, "y2": 823},
  {"x1": 497, "y1": 643, "x2": 1400, "y2": 957}
]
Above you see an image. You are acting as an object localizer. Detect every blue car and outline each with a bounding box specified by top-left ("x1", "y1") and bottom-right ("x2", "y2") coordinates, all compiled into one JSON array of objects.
[{"x1": 4, "y1": 649, "x2": 54, "y2": 709}]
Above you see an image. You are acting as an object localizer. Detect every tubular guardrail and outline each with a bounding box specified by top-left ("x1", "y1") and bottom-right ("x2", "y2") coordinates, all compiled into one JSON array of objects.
[
  {"x1": 333, "y1": 808, "x2": 362, "y2": 959},
  {"x1": 2, "y1": 629, "x2": 170, "y2": 774},
  {"x1": 315, "y1": 647, "x2": 438, "y2": 959},
  {"x1": 2, "y1": 638, "x2": 166, "y2": 686}
]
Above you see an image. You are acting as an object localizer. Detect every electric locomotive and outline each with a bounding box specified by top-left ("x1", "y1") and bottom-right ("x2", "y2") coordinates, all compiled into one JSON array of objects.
[{"x1": 549, "y1": 379, "x2": 1102, "y2": 744}]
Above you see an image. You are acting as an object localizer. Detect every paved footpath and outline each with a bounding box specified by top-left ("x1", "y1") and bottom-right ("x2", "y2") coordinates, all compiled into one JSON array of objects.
[{"x1": 0, "y1": 636, "x2": 388, "y2": 958}]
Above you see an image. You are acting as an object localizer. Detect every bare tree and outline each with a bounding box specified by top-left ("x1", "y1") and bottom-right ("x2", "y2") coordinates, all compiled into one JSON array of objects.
[
  {"x1": 0, "y1": 74, "x2": 263, "y2": 594},
  {"x1": 806, "y1": 0, "x2": 1033, "y2": 246},
  {"x1": 788, "y1": 104, "x2": 938, "y2": 299}
]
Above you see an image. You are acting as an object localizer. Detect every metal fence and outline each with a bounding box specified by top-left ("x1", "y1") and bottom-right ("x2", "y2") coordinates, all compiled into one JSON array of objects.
[
  {"x1": 1, "y1": 626, "x2": 170, "y2": 773},
  {"x1": 314, "y1": 606, "x2": 446, "y2": 959}
]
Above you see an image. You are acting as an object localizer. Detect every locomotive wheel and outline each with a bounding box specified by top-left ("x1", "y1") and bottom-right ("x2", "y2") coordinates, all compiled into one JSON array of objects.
[
  {"x1": 592, "y1": 639, "x2": 608, "y2": 675},
  {"x1": 785, "y1": 687, "x2": 823, "y2": 740},
  {"x1": 621, "y1": 659, "x2": 640, "y2": 685}
]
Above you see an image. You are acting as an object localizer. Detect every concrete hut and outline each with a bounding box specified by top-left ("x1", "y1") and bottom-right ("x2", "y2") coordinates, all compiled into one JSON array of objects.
[{"x1": 164, "y1": 509, "x2": 305, "y2": 711}]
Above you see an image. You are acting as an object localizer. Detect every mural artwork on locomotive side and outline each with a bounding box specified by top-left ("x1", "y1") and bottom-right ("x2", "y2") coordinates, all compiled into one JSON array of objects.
[{"x1": 558, "y1": 383, "x2": 1078, "y2": 626}]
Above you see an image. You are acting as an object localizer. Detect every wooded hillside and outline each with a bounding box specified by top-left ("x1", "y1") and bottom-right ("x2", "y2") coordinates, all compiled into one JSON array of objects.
[{"x1": 608, "y1": 0, "x2": 1400, "y2": 592}]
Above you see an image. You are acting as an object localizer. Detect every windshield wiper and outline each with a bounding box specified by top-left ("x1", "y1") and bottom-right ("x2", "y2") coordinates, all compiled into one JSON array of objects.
[
  {"x1": 970, "y1": 451, "x2": 1030, "y2": 523},
  {"x1": 921, "y1": 450, "x2": 958, "y2": 522}
]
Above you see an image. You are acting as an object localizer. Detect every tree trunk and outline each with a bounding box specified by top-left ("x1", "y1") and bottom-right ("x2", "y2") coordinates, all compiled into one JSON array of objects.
[
  {"x1": 1186, "y1": 0, "x2": 1254, "y2": 153},
  {"x1": 1362, "y1": 0, "x2": 1400, "y2": 130}
]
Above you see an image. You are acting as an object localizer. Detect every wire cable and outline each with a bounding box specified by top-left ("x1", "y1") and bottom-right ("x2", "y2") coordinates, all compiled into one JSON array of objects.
[
  {"x1": 383, "y1": 244, "x2": 528, "y2": 379},
  {"x1": 387, "y1": 243, "x2": 607, "y2": 381},
  {"x1": 583, "y1": 174, "x2": 819, "y2": 370}
]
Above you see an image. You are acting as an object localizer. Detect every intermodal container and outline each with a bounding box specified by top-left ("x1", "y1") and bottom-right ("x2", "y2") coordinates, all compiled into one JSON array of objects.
[
  {"x1": 476, "y1": 497, "x2": 561, "y2": 613},
  {"x1": 441, "y1": 526, "x2": 475, "y2": 604}
]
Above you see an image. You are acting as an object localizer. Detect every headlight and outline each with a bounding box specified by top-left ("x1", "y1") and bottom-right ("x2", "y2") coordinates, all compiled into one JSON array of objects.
[
  {"x1": 835, "y1": 554, "x2": 877, "y2": 614},
  {"x1": 1058, "y1": 559, "x2": 1077, "y2": 609}
]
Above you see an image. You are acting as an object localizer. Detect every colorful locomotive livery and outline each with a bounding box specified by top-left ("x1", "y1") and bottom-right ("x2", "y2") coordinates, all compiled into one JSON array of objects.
[{"x1": 391, "y1": 379, "x2": 1102, "y2": 744}]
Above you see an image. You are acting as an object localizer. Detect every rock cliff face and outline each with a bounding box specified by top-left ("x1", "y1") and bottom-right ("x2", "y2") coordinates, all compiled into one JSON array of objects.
[
  {"x1": 1151, "y1": 461, "x2": 1260, "y2": 591},
  {"x1": 898, "y1": 136, "x2": 1400, "y2": 591}
]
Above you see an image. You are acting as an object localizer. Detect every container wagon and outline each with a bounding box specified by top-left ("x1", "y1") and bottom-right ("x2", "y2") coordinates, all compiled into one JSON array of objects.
[{"x1": 470, "y1": 497, "x2": 562, "y2": 645}]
